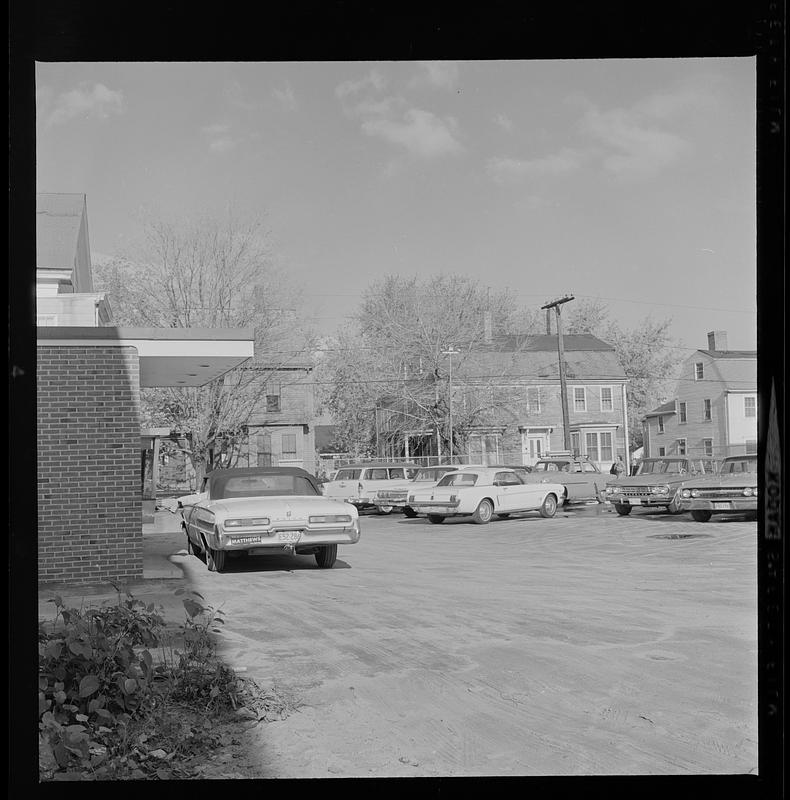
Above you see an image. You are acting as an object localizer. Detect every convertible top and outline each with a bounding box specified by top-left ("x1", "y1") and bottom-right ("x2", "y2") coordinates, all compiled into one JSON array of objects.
[{"x1": 206, "y1": 467, "x2": 321, "y2": 499}]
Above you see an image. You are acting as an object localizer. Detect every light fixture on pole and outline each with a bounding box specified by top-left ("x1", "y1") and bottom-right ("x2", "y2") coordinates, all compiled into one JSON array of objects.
[{"x1": 441, "y1": 345, "x2": 461, "y2": 463}]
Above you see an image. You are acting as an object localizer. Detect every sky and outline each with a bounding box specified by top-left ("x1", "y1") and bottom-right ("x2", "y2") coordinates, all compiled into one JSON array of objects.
[{"x1": 35, "y1": 59, "x2": 757, "y2": 353}]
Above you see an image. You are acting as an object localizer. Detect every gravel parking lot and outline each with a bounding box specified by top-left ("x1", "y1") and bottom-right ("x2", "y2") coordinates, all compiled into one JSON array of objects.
[{"x1": 172, "y1": 503, "x2": 758, "y2": 778}]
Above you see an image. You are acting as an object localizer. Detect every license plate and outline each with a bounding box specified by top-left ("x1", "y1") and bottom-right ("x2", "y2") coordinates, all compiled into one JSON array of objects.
[
  {"x1": 233, "y1": 536, "x2": 261, "y2": 545},
  {"x1": 628, "y1": 498, "x2": 642, "y2": 505},
  {"x1": 712, "y1": 502, "x2": 731, "y2": 510},
  {"x1": 276, "y1": 531, "x2": 302, "y2": 543}
]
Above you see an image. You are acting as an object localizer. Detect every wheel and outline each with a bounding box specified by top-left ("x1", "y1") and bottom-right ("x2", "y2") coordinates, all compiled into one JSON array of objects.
[
  {"x1": 691, "y1": 510, "x2": 712, "y2": 522},
  {"x1": 614, "y1": 503, "x2": 632, "y2": 516},
  {"x1": 427, "y1": 514, "x2": 445, "y2": 524},
  {"x1": 205, "y1": 546, "x2": 226, "y2": 573},
  {"x1": 377, "y1": 506, "x2": 394, "y2": 515},
  {"x1": 315, "y1": 544, "x2": 337, "y2": 568},
  {"x1": 471, "y1": 499, "x2": 494, "y2": 524},
  {"x1": 403, "y1": 506, "x2": 418, "y2": 518},
  {"x1": 539, "y1": 494, "x2": 558, "y2": 518},
  {"x1": 496, "y1": 513, "x2": 511, "y2": 519}
]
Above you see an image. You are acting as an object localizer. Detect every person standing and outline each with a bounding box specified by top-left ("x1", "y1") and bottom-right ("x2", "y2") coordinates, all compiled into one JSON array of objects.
[{"x1": 610, "y1": 455, "x2": 626, "y2": 478}]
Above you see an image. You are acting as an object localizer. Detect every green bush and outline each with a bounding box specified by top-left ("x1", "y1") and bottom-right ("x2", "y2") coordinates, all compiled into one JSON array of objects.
[{"x1": 38, "y1": 589, "x2": 242, "y2": 781}]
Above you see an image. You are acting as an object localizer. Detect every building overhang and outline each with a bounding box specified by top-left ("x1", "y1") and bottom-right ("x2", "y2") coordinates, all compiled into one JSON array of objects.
[{"x1": 37, "y1": 326, "x2": 255, "y2": 387}]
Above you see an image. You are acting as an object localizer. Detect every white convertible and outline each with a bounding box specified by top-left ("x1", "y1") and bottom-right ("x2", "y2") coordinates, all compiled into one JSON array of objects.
[
  {"x1": 407, "y1": 467, "x2": 566, "y2": 524},
  {"x1": 178, "y1": 467, "x2": 360, "y2": 572}
]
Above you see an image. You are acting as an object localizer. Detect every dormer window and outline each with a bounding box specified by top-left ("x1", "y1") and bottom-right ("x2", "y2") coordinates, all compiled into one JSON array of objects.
[{"x1": 694, "y1": 362, "x2": 704, "y2": 380}]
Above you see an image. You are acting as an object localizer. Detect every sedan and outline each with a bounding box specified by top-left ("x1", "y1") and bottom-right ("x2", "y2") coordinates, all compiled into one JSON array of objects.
[
  {"x1": 179, "y1": 467, "x2": 361, "y2": 572},
  {"x1": 407, "y1": 467, "x2": 565, "y2": 524},
  {"x1": 678, "y1": 454, "x2": 758, "y2": 522}
]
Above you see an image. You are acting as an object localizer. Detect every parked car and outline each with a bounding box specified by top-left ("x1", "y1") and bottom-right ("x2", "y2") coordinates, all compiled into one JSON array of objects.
[
  {"x1": 178, "y1": 467, "x2": 360, "y2": 572},
  {"x1": 678, "y1": 454, "x2": 758, "y2": 522},
  {"x1": 522, "y1": 453, "x2": 605, "y2": 503},
  {"x1": 322, "y1": 462, "x2": 420, "y2": 512},
  {"x1": 605, "y1": 456, "x2": 718, "y2": 516},
  {"x1": 373, "y1": 463, "x2": 483, "y2": 516},
  {"x1": 407, "y1": 467, "x2": 565, "y2": 524}
]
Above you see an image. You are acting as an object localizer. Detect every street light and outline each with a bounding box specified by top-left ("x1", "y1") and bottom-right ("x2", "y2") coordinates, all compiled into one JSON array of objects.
[{"x1": 441, "y1": 346, "x2": 461, "y2": 463}]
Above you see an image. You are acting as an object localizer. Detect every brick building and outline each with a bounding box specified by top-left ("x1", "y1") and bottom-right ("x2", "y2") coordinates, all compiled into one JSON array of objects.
[{"x1": 36, "y1": 193, "x2": 253, "y2": 584}]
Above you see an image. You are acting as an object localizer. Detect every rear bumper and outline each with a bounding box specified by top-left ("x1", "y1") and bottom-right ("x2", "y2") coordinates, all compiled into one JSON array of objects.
[
  {"x1": 410, "y1": 501, "x2": 461, "y2": 515},
  {"x1": 203, "y1": 524, "x2": 361, "y2": 552}
]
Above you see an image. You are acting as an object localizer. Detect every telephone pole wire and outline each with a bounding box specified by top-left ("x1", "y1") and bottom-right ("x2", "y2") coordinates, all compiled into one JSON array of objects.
[{"x1": 541, "y1": 295, "x2": 575, "y2": 451}]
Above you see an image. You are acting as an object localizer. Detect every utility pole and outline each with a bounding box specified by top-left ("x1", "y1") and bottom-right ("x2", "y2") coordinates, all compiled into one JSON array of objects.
[
  {"x1": 441, "y1": 345, "x2": 461, "y2": 463},
  {"x1": 541, "y1": 295, "x2": 575, "y2": 452}
]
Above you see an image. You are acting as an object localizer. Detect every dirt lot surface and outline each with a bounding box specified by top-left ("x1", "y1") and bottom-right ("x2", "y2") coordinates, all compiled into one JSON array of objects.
[{"x1": 160, "y1": 503, "x2": 758, "y2": 779}]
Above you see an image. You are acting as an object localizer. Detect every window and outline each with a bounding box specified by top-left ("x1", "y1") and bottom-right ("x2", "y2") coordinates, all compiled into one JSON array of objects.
[
  {"x1": 266, "y1": 394, "x2": 281, "y2": 412},
  {"x1": 703, "y1": 399, "x2": 712, "y2": 421},
  {"x1": 527, "y1": 387, "x2": 541, "y2": 414},
  {"x1": 585, "y1": 431, "x2": 613, "y2": 462},
  {"x1": 745, "y1": 440, "x2": 757, "y2": 454},
  {"x1": 679, "y1": 401, "x2": 687, "y2": 424},
  {"x1": 695, "y1": 362, "x2": 704, "y2": 380},
  {"x1": 744, "y1": 397, "x2": 756, "y2": 418},
  {"x1": 573, "y1": 387, "x2": 587, "y2": 412},
  {"x1": 570, "y1": 432, "x2": 581, "y2": 457},
  {"x1": 657, "y1": 416, "x2": 665, "y2": 433},
  {"x1": 676, "y1": 438, "x2": 687, "y2": 455},
  {"x1": 257, "y1": 433, "x2": 273, "y2": 467},
  {"x1": 658, "y1": 447, "x2": 666, "y2": 456},
  {"x1": 388, "y1": 468, "x2": 406, "y2": 479},
  {"x1": 281, "y1": 433, "x2": 297, "y2": 460},
  {"x1": 703, "y1": 438, "x2": 713, "y2": 456},
  {"x1": 600, "y1": 387, "x2": 613, "y2": 412}
]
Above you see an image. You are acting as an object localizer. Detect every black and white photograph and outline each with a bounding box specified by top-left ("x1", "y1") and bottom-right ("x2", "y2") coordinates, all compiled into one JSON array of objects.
[{"x1": 12, "y1": 4, "x2": 784, "y2": 791}]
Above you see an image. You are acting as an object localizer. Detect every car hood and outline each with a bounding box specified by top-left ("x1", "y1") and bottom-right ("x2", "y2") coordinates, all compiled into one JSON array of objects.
[
  {"x1": 682, "y1": 472, "x2": 757, "y2": 488},
  {"x1": 206, "y1": 495, "x2": 357, "y2": 519},
  {"x1": 608, "y1": 473, "x2": 689, "y2": 486}
]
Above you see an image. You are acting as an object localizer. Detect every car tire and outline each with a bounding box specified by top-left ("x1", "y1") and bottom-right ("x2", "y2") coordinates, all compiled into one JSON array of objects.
[
  {"x1": 427, "y1": 514, "x2": 445, "y2": 524},
  {"x1": 614, "y1": 503, "x2": 632, "y2": 516},
  {"x1": 403, "y1": 507, "x2": 418, "y2": 518},
  {"x1": 315, "y1": 544, "x2": 337, "y2": 568},
  {"x1": 496, "y1": 513, "x2": 511, "y2": 519},
  {"x1": 377, "y1": 506, "x2": 394, "y2": 515},
  {"x1": 539, "y1": 494, "x2": 558, "y2": 518},
  {"x1": 691, "y1": 510, "x2": 713, "y2": 522},
  {"x1": 472, "y1": 499, "x2": 494, "y2": 525},
  {"x1": 206, "y1": 546, "x2": 226, "y2": 573}
]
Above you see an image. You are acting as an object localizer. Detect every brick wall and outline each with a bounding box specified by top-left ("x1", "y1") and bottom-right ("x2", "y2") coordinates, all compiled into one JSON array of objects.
[{"x1": 38, "y1": 346, "x2": 143, "y2": 584}]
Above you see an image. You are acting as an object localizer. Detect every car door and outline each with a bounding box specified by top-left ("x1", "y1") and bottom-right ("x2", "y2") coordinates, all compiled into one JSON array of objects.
[{"x1": 493, "y1": 471, "x2": 521, "y2": 511}]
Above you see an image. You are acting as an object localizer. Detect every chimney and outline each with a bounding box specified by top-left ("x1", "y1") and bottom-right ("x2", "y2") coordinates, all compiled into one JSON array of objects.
[
  {"x1": 707, "y1": 330, "x2": 728, "y2": 351},
  {"x1": 484, "y1": 311, "x2": 492, "y2": 342}
]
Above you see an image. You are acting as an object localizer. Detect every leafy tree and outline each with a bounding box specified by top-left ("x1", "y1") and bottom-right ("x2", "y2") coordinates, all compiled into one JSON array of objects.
[{"x1": 93, "y1": 209, "x2": 315, "y2": 485}]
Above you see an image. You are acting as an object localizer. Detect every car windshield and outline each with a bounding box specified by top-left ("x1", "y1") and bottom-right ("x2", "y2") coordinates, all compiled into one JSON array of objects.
[
  {"x1": 334, "y1": 468, "x2": 361, "y2": 481},
  {"x1": 721, "y1": 457, "x2": 758, "y2": 474},
  {"x1": 436, "y1": 472, "x2": 478, "y2": 487},
  {"x1": 637, "y1": 459, "x2": 686, "y2": 475},
  {"x1": 210, "y1": 474, "x2": 319, "y2": 499},
  {"x1": 414, "y1": 468, "x2": 449, "y2": 481}
]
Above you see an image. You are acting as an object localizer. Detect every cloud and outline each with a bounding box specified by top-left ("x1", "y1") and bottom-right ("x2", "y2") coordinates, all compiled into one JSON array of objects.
[
  {"x1": 361, "y1": 108, "x2": 464, "y2": 158},
  {"x1": 486, "y1": 148, "x2": 584, "y2": 183},
  {"x1": 273, "y1": 82, "x2": 298, "y2": 112},
  {"x1": 201, "y1": 123, "x2": 241, "y2": 153},
  {"x1": 409, "y1": 61, "x2": 460, "y2": 90},
  {"x1": 43, "y1": 82, "x2": 125, "y2": 127},
  {"x1": 224, "y1": 80, "x2": 257, "y2": 111},
  {"x1": 335, "y1": 69, "x2": 387, "y2": 99},
  {"x1": 580, "y1": 107, "x2": 689, "y2": 178},
  {"x1": 493, "y1": 113, "x2": 514, "y2": 133}
]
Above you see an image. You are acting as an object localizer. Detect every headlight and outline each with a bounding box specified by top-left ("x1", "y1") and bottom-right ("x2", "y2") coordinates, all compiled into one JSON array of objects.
[
  {"x1": 605, "y1": 487, "x2": 615, "y2": 495},
  {"x1": 691, "y1": 489, "x2": 700, "y2": 498},
  {"x1": 309, "y1": 514, "x2": 353, "y2": 524},
  {"x1": 652, "y1": 485, "x2": 670, "y2": 495},
  {"x1": 681, "y1": 489, "x2": 691, "y2": 498},
  {"x1": 743, "y1": 487, "x2": 755, "y2": 497},
  {"x1": 224, "y1": 517, "x2": 270, "y2": 528}
]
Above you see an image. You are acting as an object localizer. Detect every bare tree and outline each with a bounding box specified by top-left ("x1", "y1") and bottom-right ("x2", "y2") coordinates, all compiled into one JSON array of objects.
[
  {"x1": 94, "y1": 208, "x2": 316, "y2": 485},
  {"x1": 318, "y1": 274, "x2": 525, "y2": 459}
]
